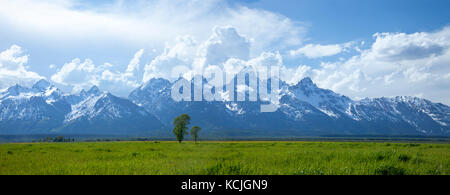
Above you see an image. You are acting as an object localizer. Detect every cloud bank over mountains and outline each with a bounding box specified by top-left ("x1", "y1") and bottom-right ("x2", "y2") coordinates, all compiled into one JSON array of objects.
[
  {"x1": 307, "y1": 27, "x2": 450, "y2": 103},
  {"x1": 0, "y1": 0, "x2": 449, "y2": 105},
  {"x1": 0, "y1": 45, "x2": 43, "y2": 89}
]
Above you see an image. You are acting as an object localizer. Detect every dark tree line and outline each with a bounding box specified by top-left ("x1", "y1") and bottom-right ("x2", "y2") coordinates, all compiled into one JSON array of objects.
[{"x1": 35, "y1": 136, "x2": 74, "y2": 142}]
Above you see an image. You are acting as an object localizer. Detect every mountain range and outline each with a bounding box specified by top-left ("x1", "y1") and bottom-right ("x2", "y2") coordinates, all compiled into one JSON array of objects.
[{"x1": 0, "y1": 73, "x2": 449, "y2": 137}]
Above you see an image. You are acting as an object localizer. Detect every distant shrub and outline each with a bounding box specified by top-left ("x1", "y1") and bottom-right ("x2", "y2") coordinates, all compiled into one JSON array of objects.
[
  {"x1": 375, "y1": 164, "x2": 406, "y2": 175},
  {"x1": 426, "y1": 169, "x2": 442, "y2": 175},
  {"x1": 426, "y1": 165, "x2": 443, "y2": 175},
  {"x1": 411, "y1": 156, "x2": 424, "y2": 164},
  {"x1": 294, "y1": 168, "x2": 325, "y2": 175},
  {"x1": 206, "y1": 162, "x2": 248, "y2": 175},
  {"x1": 398, "y1": 154, "x2": 411, "y2": 162},
  {"x1": 154, "y1": 152, "x2": 167, "y2": 158},
  {"x1": 132, "y1": 152, "x2": 139, "y2": 157},
  {"x1": 37, "y1": 136, "x2": 74, "y2": 142},
  {"x1": 7, "y1": 151, "x2": 13, "y2": 155},
  {"x1": 323, "y1": 154, "x2": 335, "y2": 162},
  {"x1": 373, "y1": 151, "x2": 395, "y2": 161},
  {"x1": 95, "y1": 148, "x2": 111, "y2": 152}
]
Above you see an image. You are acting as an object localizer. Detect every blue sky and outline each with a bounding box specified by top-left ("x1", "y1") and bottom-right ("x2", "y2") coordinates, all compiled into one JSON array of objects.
[
  {"x1": 0, "y1": 0, "x2": 449, "y2": 104},
  {"x1": 242, "y1": 0, "x2": 450, "y2": 40}
]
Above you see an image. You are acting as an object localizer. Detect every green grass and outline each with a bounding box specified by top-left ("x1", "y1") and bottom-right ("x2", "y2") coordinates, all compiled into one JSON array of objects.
[{"x1": 0, "y1": 141, "x2": 448, "y2": 175}]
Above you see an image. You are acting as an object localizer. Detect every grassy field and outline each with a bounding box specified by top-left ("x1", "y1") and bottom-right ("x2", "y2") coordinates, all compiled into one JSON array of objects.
[{"x1": 0, "y1": 141, "x2": 448, "y2": 175}]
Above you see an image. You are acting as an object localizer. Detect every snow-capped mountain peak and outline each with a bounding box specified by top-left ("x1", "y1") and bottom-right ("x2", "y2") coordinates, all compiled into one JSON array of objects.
[
  {"x1": 79, "y1": 89, "x2": 88, "y2": 97},
  {"x1": 297, "y1": 77, "x2": 315, "y2": 87},
  {"x1": 0, "y1": 75, "x2": 448, "y2": 136},
  {"x1": 1, "y1": 84, "x2": 31, "y2": 98},
  {"x1": 87, "y1": 85, "x2": 102, "y2": 96},
  {"x1": 141, "y1": 78, "x2": 172, "y2": 91},
  {"x1": 32, "y1": 79, "x2": 52, "y2": 92},
  {"x1": 287, "y1": 77, "x2": 353, "y2": 118}
]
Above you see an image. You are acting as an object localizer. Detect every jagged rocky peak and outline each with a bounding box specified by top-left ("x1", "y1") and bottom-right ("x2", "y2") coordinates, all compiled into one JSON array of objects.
[
  {"x1": 362, "y1": 96, "x2": 428, "y2": 105},
  {"x1": 102, "y1": 92, "x2": 116, "y2": 99},
  {"x1": 6, "y1": 83, "x2": 28, "y2": 94},
  {"x1": 289, "y1": 77, "x2": 320, "y2": 97},
  {"x1": 32, "y1": 79, "x2": 52, "y2": 91},
  {"x1": 238, "y1": 65, "x2": 258, "y2": 73},
  {"x1": 87, "y1": 85, "x2": 102, "y2": 96},
  {"x1": 392, "y1": 96, "x2": 428, "y2": 104},
  {"x1": 79, "y1": 89, "x2": 87, "y2": 96},
  {"x1": 142, "y1": 77, "x2": 171, "y2": 90},
  {"x1": 296, "y1": 77, "x2": 317, "y2": 88},
  {"x1": 9, "y1": 83, "x2": 24, "y2": 90}
]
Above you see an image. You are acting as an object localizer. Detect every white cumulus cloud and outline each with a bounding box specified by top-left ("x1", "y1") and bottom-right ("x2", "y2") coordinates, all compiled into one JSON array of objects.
[
  {"x1": 292, "y1": 27, "x2": 450, "y2": 104},
  {"x1": 144, "y1": 26, "x2": 254, "y2": 82},
  {"x1": 51, "y1": 50, "x2": 145, "y2": 96},
  {"x1": 199, "y1": 26, "x2": 251, "y2": 66},
  {"x1": 0, "y1": 45, "x2": 43, "y2": 89},
  {"x1": 290, "y1": 43, "x2": 345, "y2": 58},
  {"x1": 0, "y1": 0, "x2": 305, "y2": 56}
]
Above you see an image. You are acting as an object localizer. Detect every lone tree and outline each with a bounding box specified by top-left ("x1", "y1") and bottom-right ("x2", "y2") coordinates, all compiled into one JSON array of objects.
[
  {"x1": 173, "y1": 114, "x2": 191, "y2": 143},
  {"x1": 190, "y1": 126, "x2": 201, "y2": 144}
]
